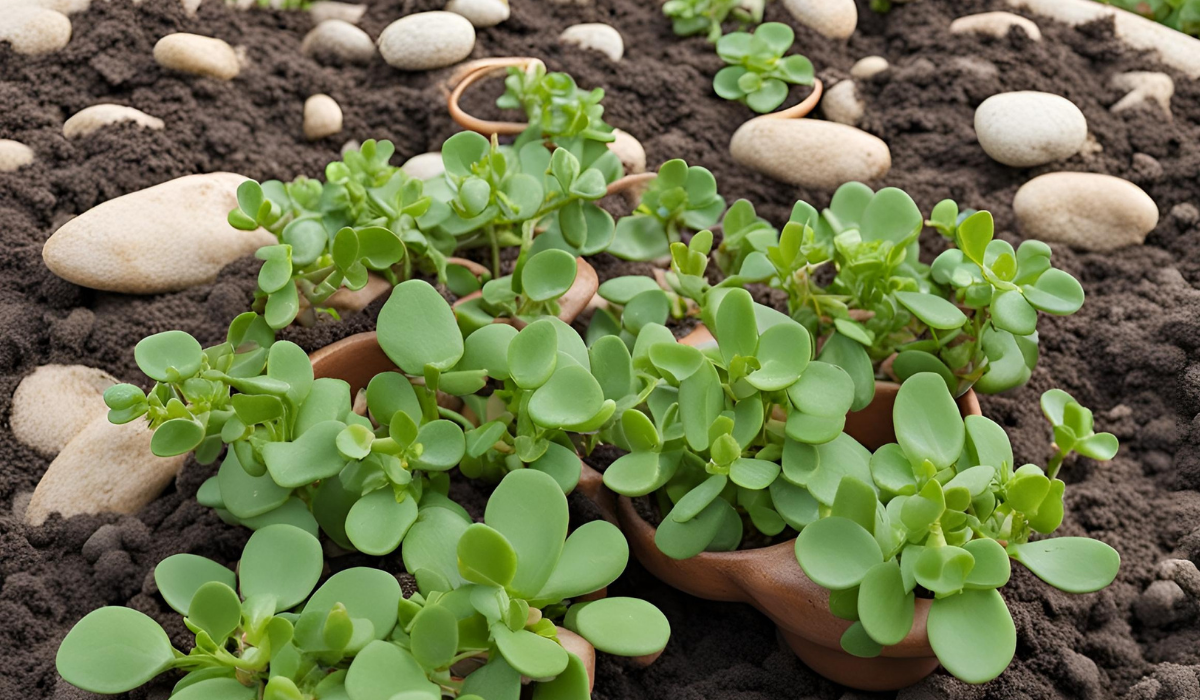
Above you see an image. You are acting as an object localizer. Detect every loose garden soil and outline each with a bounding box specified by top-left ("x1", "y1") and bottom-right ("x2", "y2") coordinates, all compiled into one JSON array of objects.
[{"x1": 3, "y1": 0, "x2": 1200, "y2": 697}]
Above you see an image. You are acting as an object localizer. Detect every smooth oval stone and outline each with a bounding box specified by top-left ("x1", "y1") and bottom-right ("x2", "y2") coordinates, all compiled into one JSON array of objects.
[
  {"x1": 974, "y1": 91, "x2": 1087, "y2": 167},
  {"x1": 850, "y1": 55, "x2": 888, "y2": 79},
  {"x1": 0, "y1": 7, "x2": 71, "y2": 55},
  {"x1": 154, "y1": 33, "x2": 240, "y2": 80},
  {"x1": 42, "y1": 172, "x2": 277, "y2": 294},
  {"x1": 309, "y1": 0, "x2": 366, "y2": 24},
  {"x1": 446, "y1": 0, "x2": 509, "y2": 28},
  {"x1": 730, "y1": 118, "x2": 890, "y2": 190},
  {"x1": 377, "y1": 11, "x2": 475, "y2": 71},
  {"x1": 26, "y1": 416, "x2": 186, "y2": 525},
  {"x1": 609, "y1": 129, "x2": 646, "y2": 174},
  {"x1": 1013, "y1": 172, "x2": 1159, "y2": 251},
  {"x1": 1110, "y1": 71, "x2": 1173, "y2": 116},
  {"x1": 302, "y1": 19, "x2": 374, "y2": 64},
  {"x1": 559, "y1": 23, "x2": 624, "y2": 62},
  {"x1": 11, "y1": 364, "x2": 116, "y2": 457},
  {"x1": 304, "y1": 94, "x2": 343, "y2": 140},
  {"x1": 821, "y1": 80, "x2": 863, "y2": 126},
  {"x1": 950, "y1": 12, "x2": 1041, "y2": 41},
  {"x1": 400, "y1": 152, "x2": 445, "y2": 180},
  {"x1": 62, "y1": 104, "x2": 163, "y2": 139},
  {"x1": 0, "y1": 139, "x2": 35, "y2": 172},
  {"x1": 781, "y1": 0, "x2": 856, "y2": 39}
]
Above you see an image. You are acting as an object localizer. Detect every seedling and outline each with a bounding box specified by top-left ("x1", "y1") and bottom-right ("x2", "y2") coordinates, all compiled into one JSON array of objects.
[
  {"x1": 713, "y1": 23, "x2": 815, "y2": 113},
  {"x1": 1040, "y1": 389, "x2": 1119, "y2": 478},
  {"x1": 594, "y1": 285, "x2": 861, "y2": 556},
  {"x1": 497, "y1": 62, "x2": 618, "y2": 150},
  {"x1": 792, "y1": 374, "x2": 1120, "y2": 684},
  {"x1": 608, "y1": 159, "x2": 726, "y2": 261},
  {"x1": 394, "y1": 469, "x2": 671, "y2": 697},
  {"x1": 662, "y1": 0, "x2": 765, "y2": 42},
  {"x1": 57, "y1": 524, "x2": 407, "y2": 698},
  {"x1": 700, "y1": 183, "x2": 1085, "y2": 396}
]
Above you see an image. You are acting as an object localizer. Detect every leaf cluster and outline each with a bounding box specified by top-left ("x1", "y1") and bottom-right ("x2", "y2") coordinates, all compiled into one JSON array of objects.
[
  {"x1": 662, "y1": 0, "x2": 765, "y2": 42},
  {"x1": 1040, "y1": 389, "x2": 1119, "y2": 478},
  {"x1": 713, "y1": 23, "x2": 814, "y2": 113},
  {"x1": 608, "y1": 159, "x2": 726, "y2": 262},
  {"x1": 497, "y1": 63, "x2": 617, "y2": 146},
  {"x1": 1097, "y1": 0, "x2": 1200, "y2": 36}
]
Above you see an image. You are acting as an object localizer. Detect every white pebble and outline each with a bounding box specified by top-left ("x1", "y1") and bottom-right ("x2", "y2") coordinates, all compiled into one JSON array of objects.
[
  {"x1": 1013, "y1": 172, "x2": 1158, "y2": 251},
  {"x1": 400, "y1": 152, "x2": 445, "y2": 180},
  {"x1": 850, "y1": 56, "x2": 888, "y2": 79},
  {"x1": 62, "y1": 104, "x2": 164, "y2": 139},
  {"x1": 377, "y1": 11, "x2": 475, "y2": 71},
  {"x1": 1110, "y1": 71, "x2": 1173, "y2": 117},
  {"x1": 154, "y1": 33, "x2": 241, "y2": 80},
  {"x1": 730, "y1": 118, "x2": 890, "y2": 190},
  {"x1": 821, "y1": 80, "x2": 864, "y2": 126},
  {"x1": 302, "y1": 19, "x2": 375, "y2": 64},
  {"x1": 445, "y1": 0, "x2": 509, "y2": 28},
  {"x1": 974, "y1": 91, "x2": 1087, "y2": 167},
  {"x1": 11, "y1": 365, "x2": 116, "y2": 457},
  {"x1": 309, "y1": 1, "x2": 366, "y2": 24},
  {"x1": 559, "y1": 23, "x2": 624, "y2": 62},
  {"x1": 950, "y1": 12, "x2": 1041, "y2": 41},
  {"x1": 781, "y1": 0, "x2": 857, "y2": 39},
  {"x1": 609, "y1": 129, "x2": 646, "y2": 175},
  {"x1": 0, "y1": 139, "x2": 35, "y2": 172},
  {"x1": 304, "y1": 94, "x2": 343, "y2": 140},
  {"x1": 0, "y1": 7, "x2": 71, "y2": 55}
]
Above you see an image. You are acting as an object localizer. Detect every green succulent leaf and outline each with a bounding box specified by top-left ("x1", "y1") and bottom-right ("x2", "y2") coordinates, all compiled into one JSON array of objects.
[
  {"x1": 379, "y1": 280, "x2": 464, "y2": 374},
  {"x1": 56, "y1": 607, "x2": 176, "y2": 694},
  {"x1": 239, "y1": 524, "x2": 323, "y2": 612},
  {"x1": 795, "y1": 516, "x2": 882, "y2": 590},
  {"x1": 927, "y1": 589, "x2": 1015, "y2": 684},
  {"x1": 1008, "y1": 538, "x2": 1120, "y2": 593},
  {"x1": 154, "y1": 554, "x2": 236, "y2": 615},
  {"x1": 566, "y1": 597, "x2": 670, "y2": 657},
  {"x1": 485, "y1": 470, "x2": 569, "y2": 598}
]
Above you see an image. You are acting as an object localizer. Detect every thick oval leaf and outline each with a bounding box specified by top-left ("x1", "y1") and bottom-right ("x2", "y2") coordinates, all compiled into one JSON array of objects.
[
  {"x1": 914, "y1": 545, "x2": 974, "y2": 596},
  {"x1": 840, "y1": 621, "x2": 883, "y2": 658},
  {"x1": 715, "y1": 288, "x2": 758, "y2": 366},
  {"x1": 603, "y1": 451, "x2": 678, "y2": 497},
  {"x1": 747, "y1": 321, "x2": 810, "y2": 391},
  {"x1": 509, "y1": 320, "x2": 558, "y2": 389},
  {"x1": 135, "y1": 331, "x2": 203, "y2": 382},
  {"x1": 218, "y1": 449, "x2": 290, "y2": 519},
  {"x1": 522, "y1": 249, "x2": 577, "y2": 303},
  {"x1": 346, "y1": 640, "x2": 440, "y2": 700},
  {"x1": 56, "y1": 607, "x2": 176, "y2": 694},
  {"x1": 306, "y1": 568, "x2": 402, "y2": 641},
  {"x1": 895, "y1": 291, "x2": 968, "y2": 331},
  {"x1": 493, "y1": 626, "x2": 569, "y2": 679},
  {"x1": 858, "y1": 560, "x2": 914, "y2": 646},
  {"x1": 485, "y1": 470, "x2": 569, "y2": 598},
  {"x1": 869, "y1": 443, "x2": 916, "y2": 496},
  {"x1": 1023, "y1": 268, "x2": 1084, "y2": 315},
  {"x1": 729, "y1": 458, "x2": 780, "y2": 490},
  {"x1": 187, "y1": 581, "x2": 241, "y2": 641},
  {"x1": 927, "y1": 589, "x2": 1015, "y2": 684},
  {"x1": 788, "y1": 361, "x2": 855, "y2": 418},
  {"x1": 963, "y1": 538, "x2": 1011, "y2": 589},
  {"x1": 410, "y1": 604, "x2": 459, "y2": 670},
  {"x1": 461, "y1": 657, "x2": 520, "y2": 700},
  {"x1": 991, "y1": 290, "x2": 1038, "y2": 336},
  {"x1": 1008, "y1": 538, "x2": 1120, "y2": 593},
  {"x1": 894, "y1": 373, "x2": 965, "y2": 470},
  {"x1": 795, "y1": 516, "x2": 882, "y2": 590},
  {"x1": 154, "y1": 554, "x2": 236, "y2": 615},
  {"x1": 239, "y1": 524, "x2": 323, "y2": 612},
  {"x1": 403, "y1": 506, "x2": 469, "y2": 589},
  {"x1": 379, "y1": 280, "x2": 464, "y2": 374},
  {"x1": 412, "y1": 419, "x2": 466, "y2": 471},
  {"x1": 458, "y1": 523, "x2": 517, "y2": 587},
  {"x1": 346, "y1": 490, "x2": 418, "y2": 556},
  {"x1": 567, "y1": 597, "x2": 670, "y2": 656},
  {"x1": 817, "y1": 332, "x2": 876, "y2": 412},
  {"x1": 173, "y1": 678, "x2": 257, "y2": 700},
  {"x1": 459, "y1": 324, "x2": 519, "y2": 380},
  {"x1": 151, "y1": 418, "x2": 204, "y2": 457},
  {"x1": 534, "y1": 520, "x2": 629, "y2": 603},
  {"x1": 656, "y1": 497, "x2": 728, "y2": 560},
  {"x1": 531, "y1": 652, "x2": 589, "y2": 700},
  {"x1": 263, "y1": 420, "x2": 348, "y2": 488},
  {"x1": 528, "y1": 365, "x2": 604, "y2": 429}
]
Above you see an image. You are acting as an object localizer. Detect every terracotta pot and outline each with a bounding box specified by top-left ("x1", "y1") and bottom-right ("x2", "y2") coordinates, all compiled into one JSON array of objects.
[
  {"x1": 451, "y1": 256, "x2": 599, "y2": 329},
  {"x1": 607, "y1": 382, "x2": 981, "y2": 691}
]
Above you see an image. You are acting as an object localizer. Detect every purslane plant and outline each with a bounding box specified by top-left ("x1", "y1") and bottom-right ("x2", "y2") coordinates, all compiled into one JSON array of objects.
[
  {"x1": 662, "y1": 0, "x2": 765, "y2": 42},
  {"x1": 792, "y1": 373, "x2": 1120, "y2": 684},
  {"x1": 698, "y1": 182, "x2": 1085, "y2": 396},
  {"x1": 497, "y1": 62, "x2": 621, "y2": 154},
  {"x1": 1097, "y1": 0, "x2": 1200, "y2": 36},
  {"x1": 57, "y1": 524, "x2": 406, "y2": 699},
  {"x1": 713, "y1": 23, "x2": 815, "y2": 113},
  {"x1": 608, "y1": 159, "x2": 727, "y2": 261},
  {"x1": 1040, "y1": 389, "x2": 1119, "y2": 478}
]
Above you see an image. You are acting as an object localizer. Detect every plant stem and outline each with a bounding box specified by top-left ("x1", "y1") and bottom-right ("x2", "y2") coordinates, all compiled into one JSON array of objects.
[{"x1": 487, "y1": 226, "x2": 501, "y2": 279}]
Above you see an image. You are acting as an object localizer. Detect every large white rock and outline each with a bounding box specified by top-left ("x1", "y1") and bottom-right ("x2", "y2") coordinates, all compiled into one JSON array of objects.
[
  {"x1": 974, "y1": 91, "x2": 1087, "y2": 168},
  {"x1": 42, "y1": 173, "x2": 277, "y2": 294},
  {"x1": 11, "y1": 365, "x2": 116, "y2": 457},
  {"x1": 309, "y1": 0, "x2": 366, "y2": 24},
  {"x1": 26, "y1": 417, "x2": 186, "y2": 525},
  {"x1": 609, "y1": 129, "x2": 646, "y2": 175},
  {"x1": 850, "y1": 55, "x2": 888, "y2": 79},
  {"x1": 154, "y1": 33, "x2": 241, "y2": 80},
  {"x1": 559, "y1": 23, "x2": 624, "y2": 62},
  {"x1": 400, "y1": 152, "x2": 445, "y2": 180},
  {"x1": 0, "y1": 7, "x2": 71, "y2": 55},
  {"x1": 62, "y1": 104, "x2": 164, "y2": 139},
  {"x1": 0, "y1": 139, "x2": 35, "y2": 172},
  {"x1": 1111, "y1": 72, "x2": 1173, "y2": 117},
  {"x1": 1013, "y1": 172, "x2": 1158, "y2": 251},
  {"x1": 446, "y1": 0, "x2": 508, "y2": 28},
  {"x1": 821, "y1": 80, "x2": 863, "y2": 126},
  {"x1": 8, "y1": 0, "x2": 90, "y2": 13},
  {"x1": 950, "y1": 12, "x2": 1041, "y2": 40},
  {"x1": 304, "y1": 94, "x2": 343, "y2": 140},
  {"x1": 730, "y1": 118, "x2": 890, "y2": 190},
  {"x1": 302, "y1": 19, "x2": 375, "y2": 64},
  {"x1": 377, "y1": 11, "x2": 475, "y2": 71},
  {"x1": 781, "y1": 0, "x2": 856, "y2": 39}
]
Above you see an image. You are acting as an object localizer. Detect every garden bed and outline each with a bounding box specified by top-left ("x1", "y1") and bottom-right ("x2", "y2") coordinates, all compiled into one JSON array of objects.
[{"x1": 2, "y1": 0, "x2": 1200, "y2": 697}]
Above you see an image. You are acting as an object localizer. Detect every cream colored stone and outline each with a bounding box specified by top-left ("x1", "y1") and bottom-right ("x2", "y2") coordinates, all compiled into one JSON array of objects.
[
  {"x1": 950, "y1": 12, "x2": 1041, "y2": 40},
  {"x1": 1008, "y1": 0, "x2": 1200, "y2": 78},
  {"x1": 821, "y1": 80, "x2": 863, "y2": 126},
  {"x1": 8, "y1": 0, "x2": 89, "y2": 14},
  {"x1": 377, "y1": 11, "x2": 475, "y2": 71},
  {"x1": 180, "y1": 0, "x2": 202, "y2": 15},
  {"x1": 62, "y1": 104, "x2": 164, "y2": 139},
  {"x1": 26, "y1": 417, "x2": 185, "y2": 525},
  {"x1": 1013, "y1": 172, "x2": 1158, "y2": 252},
  {"x1": 0, "y1": 139, "x2": 34, "y2": 172},
  {"x1": 974, "y1": 91, "x2": 1087, "y2": 168},
  {"x1": 42, "y1": 173, "x2": 277, "y2": 294},
  {"x1": 609, "y1": 129, "x2": 646, "y2": 174},
  {"x1": 559, "y1": 23, "x2": 623, "y2": 62},
  {"x1": 781, "y1": 0, "x2": 856, "y2": 40},
  {"x1": 400, "y1": 152, "x2": 445, "y2": 180},
  {"x1": 555, "y1": 627, "x2": 596, "y2": 691},
  {"x1": 11, "y1": 365, "x2": 116, "y2": 457},
  {"x1": 309, "y1": 1, "x2": 366, "y2": 24},
  {"x1": 850, "y1": 55, "x2": 888, "y2": 79},
  {"x1": 1111, "y1": 71, "x2": 1173, "y2": 117},
  {"x1": 446, "y1": 0, "x2": 508, "y2": 28},
  {"x1": 730, "y1": 118, "x2": 890, "y2": 190},
  {"x1": 302, "y1": 19, "x2": 375, "y2": 64},
  {"x1": 154, "y1": 33, "x2": 240, "y2": 80},
  {"x1": 304, "y1": 94, "x2": 343, "y2": 140},
  {"x1": 0, "y1": 7, "x2": 71, "y2": 55}
]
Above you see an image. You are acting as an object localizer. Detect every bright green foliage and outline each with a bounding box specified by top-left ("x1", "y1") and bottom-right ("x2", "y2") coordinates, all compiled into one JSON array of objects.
[
  {"x1": 662, "y1": 0, "x2": 765, "y2": 42},
  {"x1": 57, "y1": 525, "x2": 406, "y2": 698},
  {"x1": 713, "y1": 23, "x2": 814, "y2": 113},
  {"x1": 608, "y1": 159, "x2": 726, "y2": 261},
  {"x1": 498, "y1": 62, "x2": 618, "y2": 148},
  {"x1": 791, "y1": 373, "x2": 1121, "y2": 684},
  {"x1": 1096, "y1": 0, "x2": 1200, "y2": 36},
  {"x1": 1040, "y1": 389, "x2": 1119, "y2": 478},
  {"x1": 688, "y1": 183, "x2": 1086, "y2": 395}
]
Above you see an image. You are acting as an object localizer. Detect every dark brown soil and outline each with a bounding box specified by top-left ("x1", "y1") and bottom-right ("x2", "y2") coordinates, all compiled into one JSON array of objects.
[{"x1": 3, "y1": 0, "x2": 1200, "y2": 698}]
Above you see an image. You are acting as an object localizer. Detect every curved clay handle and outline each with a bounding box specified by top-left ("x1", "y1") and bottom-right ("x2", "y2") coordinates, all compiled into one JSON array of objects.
[
  {"x1": 762, "y1": 77, "x2": 824, "y2": 120},
  {"x1": 447, "y1": 57, "x2": 544, "y2": 137}
]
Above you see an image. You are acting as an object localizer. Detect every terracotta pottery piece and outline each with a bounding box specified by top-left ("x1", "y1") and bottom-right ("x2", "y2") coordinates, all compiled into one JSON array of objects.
[
  {"x1": 605, "y1": 381, "x2": 981, "y2": 691},
  {"x1": 451, "y1": 255, "x2": 599, "y2": 329}
]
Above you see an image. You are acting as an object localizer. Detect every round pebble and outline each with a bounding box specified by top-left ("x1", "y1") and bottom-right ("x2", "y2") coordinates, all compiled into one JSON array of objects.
[
  {"x1": 377, "y1": 11, "x2": 475, "y2": 71},
  {"x1": 949, "y1": 12, "x2": 1041, "y2": 41},
  {"x1": 302, "y1": 19, "x2": 375, "y2": 64},
  {"x1": 11, "y1": 364, "x2": 116, "y2": 457},
  {"x1": 1111, "y1": 71, "x2": 1173, "y2": 116},
  {"x1": 974, "y1": 91, "x2": 1087, "y2": 167},
  {"x1": 62, "y1": 104, "x2": 164, "y2": 139},
  {"x1": 154, "y1": 33, "x2": 240, "y2": 80},
  {"x1": 304, "y1": 94, "x2": 343, "y2": 140},
  {"x1": 559, "y1": 23, "x2": 624, "y2": 62},
  {"x1": 850, "y1": 55, "x2": 888, "y2": 79},
  {"x1": 400, "y1": 152, "x2": 445, "y2": 180},
  {"x1": 730, "y1": 118, "x2": 890, "y2": 190},
  {"x1": 821, "y1": 80, "x2": 864, "y2": 126},
  {"x1": 445, "y1": 0, "x2": 509, "y2": 28},
  {"x1": 309, "y1": 0, "x2": 366, "y2": 24},
  {"x1": 0, "y1": 7, "x2": 71, "y2": 55},
  {"x1": 609, "y1": 129, "x2": 646, "y2": 175},
  {"x1": 0, "y1": 139, "x2": 35, "y2": 172},
  {"x1": 781, "y1": 0, "x2": 856, "y2": 39},
  {"x1": 1013, "y1": 172, "x2": 1159, "y2": 252}
]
